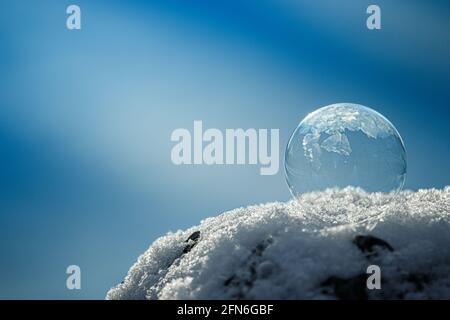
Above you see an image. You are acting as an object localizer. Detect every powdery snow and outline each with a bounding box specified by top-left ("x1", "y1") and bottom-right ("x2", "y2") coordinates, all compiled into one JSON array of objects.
[{"x1": 107, "y1": 187, "x2": 450, "y2": 300}]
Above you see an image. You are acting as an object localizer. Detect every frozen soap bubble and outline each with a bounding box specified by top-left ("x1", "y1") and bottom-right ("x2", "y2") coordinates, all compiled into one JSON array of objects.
[{"x1": 285, "y1": 103, "x2": 407, "y2": 200}]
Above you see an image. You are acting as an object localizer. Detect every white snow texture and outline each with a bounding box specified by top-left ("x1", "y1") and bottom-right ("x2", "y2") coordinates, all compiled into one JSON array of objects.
[{"x1": 107, "y1": 187, "x2": 450, "y2": 300}]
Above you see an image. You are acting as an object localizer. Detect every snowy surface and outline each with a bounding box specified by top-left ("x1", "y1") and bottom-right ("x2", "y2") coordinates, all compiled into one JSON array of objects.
[{"x1": 107, "y1": 187, "x2": 450, "y2": 300}]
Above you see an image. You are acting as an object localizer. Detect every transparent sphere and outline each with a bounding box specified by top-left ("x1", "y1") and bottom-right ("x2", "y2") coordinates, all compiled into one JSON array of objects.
[{"x1": 285, "y1": 103, "x2": 407, "y2": 198}]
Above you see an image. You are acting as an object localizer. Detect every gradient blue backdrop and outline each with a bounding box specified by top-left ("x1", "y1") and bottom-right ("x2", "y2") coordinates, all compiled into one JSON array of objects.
[{"x1": 0, "y1": 0, "x2": 449, "y2": 299}]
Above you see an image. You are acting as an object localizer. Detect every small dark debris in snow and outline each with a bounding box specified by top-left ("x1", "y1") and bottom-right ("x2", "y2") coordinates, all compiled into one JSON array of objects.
[
  {"x1": 404, "y1": 273, "x2": 431, "y2": 292},
  {"x1": 224, "y1": 275, "x2": 234, "y2": 287},
  {"x1": 185, "y1": 231, "x2": 201, "y2": 242},
  {"x1": 224, "y1": 237, "x2": 275, "y2": 298},
  {"x1": 253, "y1": 237, "x2": 273, "y2": 256},
  {"x1": 353, "y1": 235, "x2": 394, "y2": 257},
  {"x1": 183, "y1": 231, "x2": 201, "y2": 254},
  {"x1": 183, "y1": 243, "x2": 196, "y2": 254},
  {"x1": 321, "y1": 274, "x2": 368, "y2": 300}
]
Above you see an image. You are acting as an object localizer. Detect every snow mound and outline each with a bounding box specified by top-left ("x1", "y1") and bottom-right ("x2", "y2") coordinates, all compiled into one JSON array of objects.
[{"x1": 107, "y1": 187, "x2": 450, "y2": 300}]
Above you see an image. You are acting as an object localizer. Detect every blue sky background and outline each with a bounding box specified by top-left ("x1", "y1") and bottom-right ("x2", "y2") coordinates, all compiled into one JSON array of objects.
[{"x1": 0, "y1": 0, "x2": 449, "y2": 299}]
